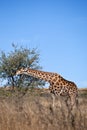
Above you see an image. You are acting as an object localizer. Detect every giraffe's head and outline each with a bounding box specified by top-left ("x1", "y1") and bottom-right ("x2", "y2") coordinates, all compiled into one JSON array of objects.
[{"x1": 16, "y1": 68, "x2": 28, "y2": 75}]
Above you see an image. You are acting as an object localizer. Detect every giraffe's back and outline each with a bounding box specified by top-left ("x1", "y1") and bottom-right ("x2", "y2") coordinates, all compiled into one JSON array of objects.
[{"x1": 49, "y1": 74, "x2": 78, "y2": 97}]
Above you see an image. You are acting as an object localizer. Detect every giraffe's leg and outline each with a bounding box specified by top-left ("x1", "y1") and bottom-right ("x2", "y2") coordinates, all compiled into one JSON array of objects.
[
  {"x1": 69, "y1": 94, "x2": 77, "y2": 111},
  {"x1": 52, "y1": 94, "x2": 55, "y2": 108},
  {"x1": 49, "y1": 85, "x2": 57, "y2": 111},
  {"x1": 49, "y1": 85, "x2": 55, "y2": 108},
  {"x1": 64, "y1": 96, "x2": 69, "y2": 108}
]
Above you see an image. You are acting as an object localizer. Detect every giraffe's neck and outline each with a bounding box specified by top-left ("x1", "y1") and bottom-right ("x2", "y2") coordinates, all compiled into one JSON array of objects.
[{"x1": 23, "y1": 69, "x2": 58, "y2": 83}]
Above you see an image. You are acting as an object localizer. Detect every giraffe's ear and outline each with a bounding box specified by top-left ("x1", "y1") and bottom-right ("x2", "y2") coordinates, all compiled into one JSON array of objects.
[
  {"x1": 21, "y1": 67, "x2": 24, "y2": 71},
  {"x1": 24, "y1": 68, "x2": 28, "y2": 71}
]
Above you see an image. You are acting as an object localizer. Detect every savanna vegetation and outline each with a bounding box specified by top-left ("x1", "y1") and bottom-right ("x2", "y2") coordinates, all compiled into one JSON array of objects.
[
  {"x1": 0, "y1": 87, "x2": 87, "y2": 130},
  {"x1": 0, "y1": 44, "x2": 87, "y2": 130},
  {"x1": 0, "y1": 43, "x2": 44, "y2": 89}
]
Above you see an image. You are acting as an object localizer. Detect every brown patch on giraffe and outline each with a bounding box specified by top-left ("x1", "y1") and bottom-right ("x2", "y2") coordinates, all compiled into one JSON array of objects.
[
  {"x1": 62, "y1": 80, "x2": 67, "y2": 86},
  {"x1": 52, "y1": 77, "x2": 57, "y2": 82},
  {"x1": 59, "y1": 82, "x2": 63, "y2": 86},
  {"x1": 58, "y1": 75, "x2": 61, "y2": 78},
  {"x1": 56, "y1": 81, "x2": 59, "y2": 86}
]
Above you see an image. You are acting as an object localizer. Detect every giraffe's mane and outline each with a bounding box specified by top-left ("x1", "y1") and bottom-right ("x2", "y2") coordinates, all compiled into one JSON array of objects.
[
  {"x1": 28, "y1": 68, "x2": 57, "y2": 74},
  {"x1": 21, "y1": 67, "x2": 58, "y2": 76}
]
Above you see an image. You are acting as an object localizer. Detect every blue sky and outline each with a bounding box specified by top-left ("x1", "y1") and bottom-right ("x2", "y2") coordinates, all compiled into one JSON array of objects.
[{"x1": 0, "y1": 0, "x2": 87, "y2": 88}]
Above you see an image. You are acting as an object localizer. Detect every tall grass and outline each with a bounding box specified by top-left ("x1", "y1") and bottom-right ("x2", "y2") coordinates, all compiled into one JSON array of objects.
[{"x1": 0, "y1": 88, "x2": 87, "y2": 130}]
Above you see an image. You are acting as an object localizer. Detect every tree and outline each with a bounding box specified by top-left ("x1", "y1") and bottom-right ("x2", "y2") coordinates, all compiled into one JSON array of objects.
[{"x1": 0, "y1": 43, "x2": 44, "y2": 89}]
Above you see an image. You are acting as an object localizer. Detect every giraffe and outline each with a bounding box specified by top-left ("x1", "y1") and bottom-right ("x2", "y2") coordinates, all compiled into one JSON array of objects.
[{"x1": 16, "y1": 68, "x2": 78, "y2": 110}]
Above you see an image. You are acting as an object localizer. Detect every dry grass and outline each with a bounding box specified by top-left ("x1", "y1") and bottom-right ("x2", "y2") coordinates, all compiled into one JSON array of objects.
[{"x1": 0, "y1": 88, "x2": 87, "y2": 130}]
